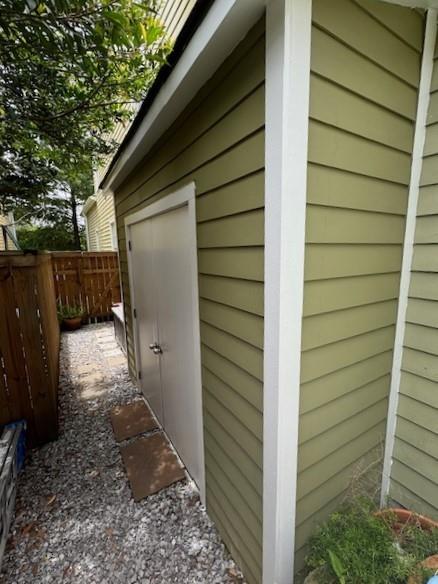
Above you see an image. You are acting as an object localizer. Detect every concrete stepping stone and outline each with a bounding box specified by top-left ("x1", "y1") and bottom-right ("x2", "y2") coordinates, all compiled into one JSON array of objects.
[
  {"x1": 76, "y1": 363, "x2": 99, "y2": 376},
  {"x1": 97, "y1": 337, "x2": 117, "y2": 345},
  {"x1": 120, "y1": 433, "x2": 185, "y2": 501},
  {"x1": 110, "y1": 400, "x2": 158, "y2": 442},
  {"x1": 107, "y1": 355, "x2": 126, "y2": 368},
  {"x1": 81, "y1": 383, "x2": 107, "y2": 401},
  {"x1": 80, "y1": 371, "x2": 105, "y2": 385},
  {"x1": 103, "y1": 349, "x2": 122, "y2": 358},
  {"x1": 95, "y1": 330, "x2": 114, "y2": 338}
]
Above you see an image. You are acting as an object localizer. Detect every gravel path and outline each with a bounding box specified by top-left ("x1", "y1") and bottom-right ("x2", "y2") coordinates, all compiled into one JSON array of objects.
[{"x1": 1, "y1": 323, "x2": 243, "y2": 584}]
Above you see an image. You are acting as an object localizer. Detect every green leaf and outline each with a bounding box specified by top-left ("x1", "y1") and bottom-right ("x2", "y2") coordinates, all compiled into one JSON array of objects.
[
  {"x1": 136, "y1": 21, "x2": 147, "y2": 43},
  {"x1": 105, "y1": 11, "x2": 129, "y2": 29},
  {"x1": 35, "y1": 3, "x2": 47, "y2": 15},
  {"x1": 328, "y1": 550, "x2": 346, "y2": 584}
]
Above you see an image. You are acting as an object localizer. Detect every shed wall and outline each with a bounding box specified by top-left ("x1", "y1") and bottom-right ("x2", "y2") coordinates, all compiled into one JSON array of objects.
[
  {"x1": 114, "y1": 22, "x2": 265, "y2": 584},
  {"x1": 296, "y1": 0, "x2": 424, "y2": 569},
  {"x1": 389, "y1": 29, "x2": 438, "y2": 520}
]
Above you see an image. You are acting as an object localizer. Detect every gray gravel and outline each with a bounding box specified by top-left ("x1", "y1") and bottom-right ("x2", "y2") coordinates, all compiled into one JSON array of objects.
[{"x1": 1, "y1": 323, "x2": 244, "y2": 584}]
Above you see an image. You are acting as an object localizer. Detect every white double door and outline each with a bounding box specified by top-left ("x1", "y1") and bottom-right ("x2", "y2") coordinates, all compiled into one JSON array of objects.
[{"x1": 130, "y1": 200, "x2": 203, "y2": 489}]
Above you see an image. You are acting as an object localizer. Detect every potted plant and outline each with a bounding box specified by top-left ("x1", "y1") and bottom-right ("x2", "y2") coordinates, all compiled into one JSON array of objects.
[
  {"x1": 57, "y1": 304, "x2": 84, "y2": 331},
  {"x1": 304, "y1": 498, "x2": 438, "y2": 584},
  {"x1": 376, "y1": 508, "x2": 438, "y2": 532}
]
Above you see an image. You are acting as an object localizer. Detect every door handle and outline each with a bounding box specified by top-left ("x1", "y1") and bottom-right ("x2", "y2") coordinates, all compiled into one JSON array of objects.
[{"x1": 149, "y1": 342, "x2": 162, "y2": 355}]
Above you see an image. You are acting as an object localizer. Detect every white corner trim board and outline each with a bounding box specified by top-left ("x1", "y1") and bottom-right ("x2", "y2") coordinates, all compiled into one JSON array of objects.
[
  {"x1": 102, "y1": 0, "x2": 265, "y2": 192},
  {"x1": 263, "y1": 0, "x2": 312, "y2": 582},
  {"x1": 380, "y1": 8, "x2": 437, "y2": 506}
]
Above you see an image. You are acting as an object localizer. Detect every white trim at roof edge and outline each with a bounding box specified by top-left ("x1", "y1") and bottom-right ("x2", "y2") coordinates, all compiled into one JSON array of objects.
[
  {"x1": 380, "y1": 8, "x2": 437, "y2": 507},
  {"x1": 81, "y1": 195, "x2": 97, "y2": 216},
  {"x1": 101, "y1": 0, "x2": 265, "y2": 193},
  {"x1": 263, "y1": 0, "x2": 312, "y2": 583}
]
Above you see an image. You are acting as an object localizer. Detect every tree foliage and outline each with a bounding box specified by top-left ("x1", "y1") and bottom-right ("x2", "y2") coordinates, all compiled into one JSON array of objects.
[
  {"x1": 13, "y1": 163, "x2": 93, "y2": 250},
  {"x1": 0, "y1": 0, "x2": 169, "y2": 212},
  {"x1": 17, "y1": 223, "x2": 86, "y2": 251}
]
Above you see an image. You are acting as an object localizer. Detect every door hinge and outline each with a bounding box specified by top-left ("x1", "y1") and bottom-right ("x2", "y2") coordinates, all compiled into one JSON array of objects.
[
  {"x1": 133, "y1": 308, "x2": 137, "y2": 318},
  {"x1": 138, "y1": 370, "x2": 142, "y2": 380},
  {"x1": 128, "y1": 240, "x2": 132, "y2": 251}
]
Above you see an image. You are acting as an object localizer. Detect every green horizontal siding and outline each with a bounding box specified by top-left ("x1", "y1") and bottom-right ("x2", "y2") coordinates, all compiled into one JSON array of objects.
[
  {"x1": 296, "y1": 0, "x2": 423, "y2": 573},
  {"x1": 114, "y1": 21, "x2": 265, "y2": 584},
  {"x1": 389, "y1": 39, "x2": 438, "y2": 520}
]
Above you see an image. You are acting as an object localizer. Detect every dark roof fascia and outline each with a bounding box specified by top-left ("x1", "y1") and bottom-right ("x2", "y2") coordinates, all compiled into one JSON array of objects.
[{"x1": 99, "y1": 0, "x2": 214, "y2": 190}]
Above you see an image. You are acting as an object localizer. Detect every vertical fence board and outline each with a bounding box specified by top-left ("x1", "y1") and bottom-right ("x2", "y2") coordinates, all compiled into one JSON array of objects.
[
  {"x1": 37, "y1": 257, "x2": 60, "y2": 407},
  {"x1": 52, "y1": 251, "x2": 121, "y2": 323},
  {"x1": 13, "y1": 267, "x2": 57, "y2": 444},
  {"x1": 0, "y1": 268, "x2": 35, "y2": 431},
  {"x1": 0, "y1": 253, "x2": 59, "y2": 446}
]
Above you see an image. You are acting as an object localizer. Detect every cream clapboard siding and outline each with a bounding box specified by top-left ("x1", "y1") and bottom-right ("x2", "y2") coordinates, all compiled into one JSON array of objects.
[
  {"x1": 85, "y1": 203, "x2": 99, "y2": 250},
  {"x1": 389, "y1": 33, "x2": 438, "y2": 520},
  {"x1": 295, "y1": 0, "x2": 424, "y2": 570},
  {"x1": 115, "y1": 22, "x2": 265, "y2": 584},
  {"x1": 95, "y1": 192, "x2": 116, "y2": 250},
  {"x1": 85, "y1": 192, "x2": 116, "y2": 251}
]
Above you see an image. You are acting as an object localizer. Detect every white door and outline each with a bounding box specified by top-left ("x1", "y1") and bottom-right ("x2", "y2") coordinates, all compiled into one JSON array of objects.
[
  {"x1": 130, "y1": 219, "x2": 163, "y2": 422},
  {"x1": 129, "y1": 197, "x2": 203, "y2": 490}
]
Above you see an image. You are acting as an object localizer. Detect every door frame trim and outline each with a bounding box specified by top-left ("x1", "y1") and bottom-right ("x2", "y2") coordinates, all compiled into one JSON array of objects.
[{"x1": 124, "y1": 182, "x2": 206, "y2": 504}]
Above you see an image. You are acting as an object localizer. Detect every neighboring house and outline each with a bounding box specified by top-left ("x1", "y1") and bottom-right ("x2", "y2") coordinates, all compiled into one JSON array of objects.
[
  {"x1": 0, "y1": 213, "x2": 17, "y2": 251},
  {"x1": 82, "y1": 192, "x2": 117, "y2": 251},
  {"x1": 86, "y1": 0, "x2": 197, "y2": 252},
  {"x1": 98, "y1": 1, "x2": 438, "y2": 583}
]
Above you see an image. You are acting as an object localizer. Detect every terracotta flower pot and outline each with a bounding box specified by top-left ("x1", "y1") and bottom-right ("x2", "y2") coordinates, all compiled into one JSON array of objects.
[
  {"x1": 407, "y1": 555, "x2": 438, "y2": 584},
  {"x1": 63, "y1": 317, "x2": 83, "y2": 331},
  {"x1": 375, "y1": 508, "x2": 438, "y2": 532}
]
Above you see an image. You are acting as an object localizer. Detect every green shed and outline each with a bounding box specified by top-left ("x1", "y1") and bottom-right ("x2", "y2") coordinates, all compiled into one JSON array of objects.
[{"x1": 97, "y1": 1, "x2": 438, "y2": 582}]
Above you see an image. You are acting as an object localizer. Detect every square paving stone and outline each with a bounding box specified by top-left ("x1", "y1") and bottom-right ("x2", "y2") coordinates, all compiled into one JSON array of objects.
[
  {"x1": 76, "y1": 363, "x2": 99, "y2": 376},
  {"x1": 107, "y1": 355, "x2": 126, "y2": 368},
  {"x1": 103, "y1": 349, "x2": 122, "y2": 358},
  {"x1": 110, "y1": 400, "x2": 158, "y2": 442},
  {"x1": 80, "y1": 371, "x2": 105, "y2": 384},
  {"x1": 120, "y1": 433, "x2": 186, "y2": 501}
]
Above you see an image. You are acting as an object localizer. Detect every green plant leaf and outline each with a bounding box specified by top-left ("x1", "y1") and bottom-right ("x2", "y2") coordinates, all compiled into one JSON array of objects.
[{"x1": 328, "y1": 550, "x2": 346, "y2": 584}]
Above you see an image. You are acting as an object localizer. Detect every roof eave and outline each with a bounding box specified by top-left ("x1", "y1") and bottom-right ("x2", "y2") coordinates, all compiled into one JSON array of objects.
[
  {"x1": 82, "y1": 195, "x2": 97, "y2": 216},
  {"x1": 100, "y1": 0, "x2": 266, "y2": 193}
]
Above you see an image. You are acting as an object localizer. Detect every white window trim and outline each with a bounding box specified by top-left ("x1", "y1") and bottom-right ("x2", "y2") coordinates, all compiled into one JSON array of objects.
[
  {"x1": 110, "y1": 220, "x2": 118, "y2": 251},
  {"x1": 124, "y1": 182, "x2": 206, "y2": 505},
  {"x1": 263, "y1": 0, "x2": 312, "y2": 582},
  {"x1": 85, "y1": 217, "x2": 91, "y2": 251},
  {"x1": 381, "y1": 8, "x2": 438, "y2": 505}
]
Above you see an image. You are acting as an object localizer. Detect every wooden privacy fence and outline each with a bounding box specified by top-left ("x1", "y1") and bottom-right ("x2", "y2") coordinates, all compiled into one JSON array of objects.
[
  {"x1": 0, "y1": 253, "x2": 59, "y2": 447},
  {"x1": 51, "y1": 251, "x2": 121, "y2": 323}
]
